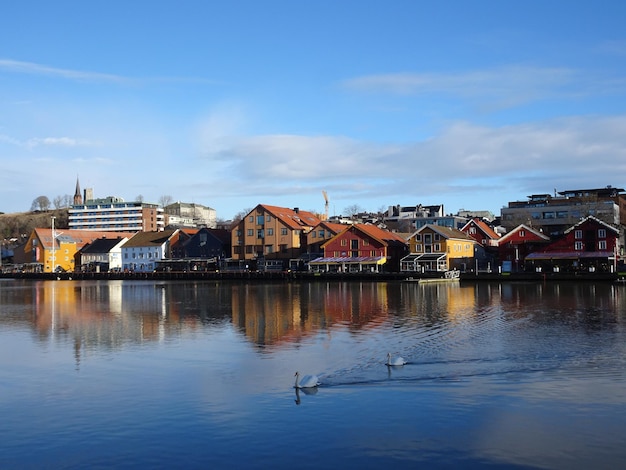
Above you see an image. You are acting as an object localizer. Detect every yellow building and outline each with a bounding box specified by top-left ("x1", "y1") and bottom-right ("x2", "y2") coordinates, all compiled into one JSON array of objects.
[
  {"x1": 231, "y1": 204, "x2": 321, "y2": 264},
  {"x1": 401, "y1": 224, "x2": 476, "y2": 273},
  {"x1": 24, "y1": 228, "x2": 132, "y2": 273}
]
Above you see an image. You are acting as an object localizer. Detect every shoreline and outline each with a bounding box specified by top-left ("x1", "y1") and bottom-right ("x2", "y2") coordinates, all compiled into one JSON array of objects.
[{"x1": 0, "y1": 271, "x2": 622, "y2": 282}]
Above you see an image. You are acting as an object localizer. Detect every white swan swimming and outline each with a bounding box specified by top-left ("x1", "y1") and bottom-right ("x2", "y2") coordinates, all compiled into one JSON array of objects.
[
  {"x1": 386, "y1": 352, "x2": 407, "y2": 366},
  {"x1": 294, "y1": 371, "x2": 320, "y2": 389}
]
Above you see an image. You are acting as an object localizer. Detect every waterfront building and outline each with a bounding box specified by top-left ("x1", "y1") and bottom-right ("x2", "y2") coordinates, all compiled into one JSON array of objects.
[
  {"x1": 401, "y1": 224, "x2": 476, "y2": 273},
  {"x1": 23, "y1": 228, "x2": 131, "y2": 273},
  {"x1": 500, "y1": 186, "x2": 625, "y2": 236},
  {"x1": 69, "y1": 196, "x2": 165, "y2": 232},
  {"x1": 230, "y1": 205, "x2": 321, "y2": 263},
  {"x1": 77, "y1": 236, "x2": 129, "y2": 272},
  {"x1": 121, "y1": 229, "x2": 180, "y2": 272},
  {"x1": 496, "y1": 224, "x2": 551, "y2": 273},
  {"x1": 524, "y1": 216, "x2": 620, "y2": 273},
  {"x1": 309, "y1": 224, "x2": 408, "y2": 273}
]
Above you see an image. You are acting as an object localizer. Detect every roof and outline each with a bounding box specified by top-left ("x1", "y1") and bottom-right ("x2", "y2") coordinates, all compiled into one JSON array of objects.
[
  {"x1": 34, "y1": 228, "x2": 133, "y2": 248},
  {"x1": 122, "y1": 229, "x2": 179, "y2": 247},
  {"x1": 412, "y1": 224, "x2": 476, "y2": 242},
  {"x1": 497, "y1": 224, "x2": 551, "y2": 244},
  {"x1": 348, "y1": 223, "x2": 407, "y2": 243},
  {"x1": 309, "y1": 256, "x2": 387, "y2": 265},
  {"x1": 80, "y1": 237, "x2": 128, "y2": 253},
  {"x1": 259, "y1": 204, "x2": 321, "y2": 230},
  {"x1": 526, "y1": 251, "x2": 615, "y2": 260},
  {"x1": 401, "y1": 253, "x2": 446, "y2": 262},
  {"x1": 461, "y1": 218, "x2": 501, "y2": 239},
  {"x1": 563, "y1": 215, "x2": 620, "y2": 235}
]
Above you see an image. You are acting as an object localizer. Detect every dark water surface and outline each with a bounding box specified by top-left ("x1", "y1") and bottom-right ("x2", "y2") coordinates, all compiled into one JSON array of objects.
[{"x1": 1, "y1": 279, "x2": 626, "y2": 469}]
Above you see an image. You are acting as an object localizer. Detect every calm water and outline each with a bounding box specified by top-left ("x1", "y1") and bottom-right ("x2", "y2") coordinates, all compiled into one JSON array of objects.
[{"x1": 1, "y1": 279, "x2": 626, "y2": 469}]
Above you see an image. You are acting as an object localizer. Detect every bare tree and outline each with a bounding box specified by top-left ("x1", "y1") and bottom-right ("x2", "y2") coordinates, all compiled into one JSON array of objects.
[
  {"x1": 52, "y1": 196, "x2": 63, "y2": 209},
  {"x1": 159, "y1": 195, "x2": 173, "y2": 208},
  {"x1": 343, "y1": 204, "x2": 363, "y2": 219},
  {"x1": 135, "y1": 194, "x2": 144, "y2": 203},
  {"x1": 232, "y1": 208, "x2": 253, "y2": 224},
  {"x1": 31, "y1": 196, "x2": 51, "y2": 212}
]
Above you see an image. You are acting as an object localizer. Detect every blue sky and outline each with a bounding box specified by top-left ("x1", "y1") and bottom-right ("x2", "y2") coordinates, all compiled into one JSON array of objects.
[{"x1": 2, "y1": 1, "x2": 626, "y2": 220}]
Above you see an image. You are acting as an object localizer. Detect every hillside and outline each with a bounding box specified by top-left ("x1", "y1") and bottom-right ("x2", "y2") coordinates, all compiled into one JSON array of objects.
[{"x1": 0, "y1": 209, "x2": 69, "y2": 240}]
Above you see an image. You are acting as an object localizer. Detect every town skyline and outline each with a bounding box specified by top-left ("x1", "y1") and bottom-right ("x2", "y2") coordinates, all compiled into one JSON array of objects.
[{"x1": 2, "y1": 2, "x2": 626, "y2": 219}]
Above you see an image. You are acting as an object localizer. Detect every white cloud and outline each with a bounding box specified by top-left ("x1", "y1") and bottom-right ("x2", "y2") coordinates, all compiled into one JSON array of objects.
[
  {"x1": 0, "y1": 134, "x2": 99, "y2": 149},
  {"x1": 196, "y1": 114, "x2": 626, "y2": 209},
  {"x1": 340, "y1": 65, "x2": 626, "y2": 109},
  {"x1": 0, "y1": 59, "x2": 130, "y2": 83}
]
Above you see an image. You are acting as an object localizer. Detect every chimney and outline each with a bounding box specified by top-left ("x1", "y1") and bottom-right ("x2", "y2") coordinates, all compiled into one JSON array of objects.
[{"x1": 294, "y1": 207, "x2": 299, "y2": 213}]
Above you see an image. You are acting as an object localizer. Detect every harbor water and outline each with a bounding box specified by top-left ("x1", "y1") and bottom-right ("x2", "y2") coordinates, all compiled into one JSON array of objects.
[{"x1": 1, "y1": 279, "x2": 626, "y2": 469}]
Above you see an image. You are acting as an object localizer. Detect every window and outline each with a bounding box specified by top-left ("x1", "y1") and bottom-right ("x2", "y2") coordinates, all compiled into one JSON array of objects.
[
  {"x1": 519, "y1": 230, "x2": 525, "y2": 237},
  {"x1": 266, "y1": 215, "x2": 271, "y2": 222},
  {"x1": 281, "y1": 228, "x2": 288, "y2": 236},
  {"x1": 575, "y1": 241, "x2": 584, "y2": 250},
  {"x1": 416, "y1": 234, "x2": 422, "y2": 241},
  {"x1": 319, "y1": 230, "x2": 325, "y2": 238},
  {"x1": 599, "y1": 240, "x2": 607, "y2": 250},
  {"x1": 257, "y1": 215, "x2": 264, "y2": 225},
  {"x1": 469, "y1": 227, "x2": 476, "y2": 234},
  {"x1": 267, "y1": 228, "x2": 274, "y2": 236},
  {"x1": 363, "y1": 239, "x2": 369, "y2": 246},
  {"x1": 311, "y1": 232, "x2": 317, "y2": 238},
  {"x1": 341, "y1": 239, "x2": 347, "y2": 246},
  {"x1": 266, "y1": 245, "x2": 274, "y2": 254},
  {"x1": 371, "y1": 250, "x2": 377, "y2": 257},
  {"x1": 434, "y1": 234, "x2": 440, "y2": 241},
  {"x1": 434, "y1": 243, "x2": 441, "y2": 251},
  {"x1": 257, "y1": 229, "x2": 264, "y2": 239},
  {"x1": 351, "y1": 240, "x2": 359, "y2": 249},
  {"x1": 247, "y1": 229, "x2": 253, "y2": 236},
  {"x1": 598, "y1": 229, "x2": 606, "y2": 238},
  {"x1": 575, "y1": 230, "x2": 583, "y2": 239}
]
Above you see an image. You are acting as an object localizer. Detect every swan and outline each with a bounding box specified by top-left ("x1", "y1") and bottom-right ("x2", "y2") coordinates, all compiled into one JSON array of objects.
[
  {"x1": 386, "y1": 352, "x2": 407, "y2": 366},
  {"x1": 294, "y1": 371, "x2": 320, "y2": 389}
]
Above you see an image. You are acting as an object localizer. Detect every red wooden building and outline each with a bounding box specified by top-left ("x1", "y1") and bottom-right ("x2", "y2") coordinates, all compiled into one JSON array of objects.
[
  {"x1": 309, "y1": 224, "x2": 408, "y2": 273},
  {"x1": 525, "y1": 216, "x2": 620, "y2": 273}
]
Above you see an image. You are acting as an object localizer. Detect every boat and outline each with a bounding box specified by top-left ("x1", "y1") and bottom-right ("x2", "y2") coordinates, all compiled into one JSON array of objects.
[{"x1": 403, "y1": 270, "x2": 460, "y2": 284}]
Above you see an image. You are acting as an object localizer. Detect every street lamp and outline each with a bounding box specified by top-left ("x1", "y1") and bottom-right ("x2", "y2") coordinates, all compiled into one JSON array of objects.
[{"x1": 51, "y1": 216, "x2": 56, "y2": 273}]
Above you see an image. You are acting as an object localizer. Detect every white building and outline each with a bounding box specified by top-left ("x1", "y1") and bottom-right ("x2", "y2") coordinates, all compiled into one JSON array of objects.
[
  {"x1": 69, "y1": 196, "x2": 165, "y2": 232},
  {"x1": 121, "y1": 229, "x2": 179, "y2": 272},
  {"x1": 164, "y1": 202, "x2": 217, "y2": 228}
]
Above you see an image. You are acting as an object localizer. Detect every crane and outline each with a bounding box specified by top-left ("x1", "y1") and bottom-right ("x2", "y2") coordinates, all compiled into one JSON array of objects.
[{"x1": 322, "y1": 190, "x2": 329, "y2": 221}]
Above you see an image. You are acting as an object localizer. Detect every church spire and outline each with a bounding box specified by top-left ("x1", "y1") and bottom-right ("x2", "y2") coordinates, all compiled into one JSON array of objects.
[{"x1": 73, "y1": 177, "x2": 83, "y2": 206}]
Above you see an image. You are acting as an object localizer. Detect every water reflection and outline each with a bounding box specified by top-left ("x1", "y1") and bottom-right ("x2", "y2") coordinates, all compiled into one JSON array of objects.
[
  {"x1": 1, "y1": 280, "x2": 623, "y2": 354},
  {"x1": 2, "y1": 279, "x2": 626, "y2": 468}
]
